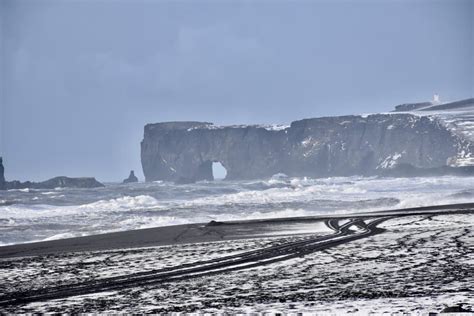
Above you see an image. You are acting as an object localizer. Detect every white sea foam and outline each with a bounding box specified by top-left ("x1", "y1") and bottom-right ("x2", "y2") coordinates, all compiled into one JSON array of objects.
[
  {"x1": 181, "y1": 180, "x2": 370, "y2": 207},
  {"x1": 118, "y1": 215, "x2": 191, "y2": 230},
  {"x1": 215, "y1": 208, "x2": 313, "y2": 221},
  {"x1": 7, "y1": 188, "x2": 33, "y2": 192},
  {"x1": 0, "y1": 195, "x2": 163, "y2": 219},
  {"x1": 82, "y1": 195, "x2": 161, "y2": 211},
  {"x1": 43, "y1": 232, "x2": 84, "y2": 241},
  {"x1": 41, "y1": 191, "x2": 57, "y2": 195}
]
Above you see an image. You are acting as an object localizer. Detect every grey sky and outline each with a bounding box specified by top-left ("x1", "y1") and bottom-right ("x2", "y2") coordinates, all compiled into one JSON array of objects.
[{"x1": 0, "y1": 0, "x2": 472, "y2": 181}]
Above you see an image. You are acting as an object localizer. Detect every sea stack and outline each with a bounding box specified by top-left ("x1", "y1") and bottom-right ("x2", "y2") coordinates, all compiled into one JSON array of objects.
[
  {"x1": 123, "y1": 170, "x2": 138, "y2": 183},
  {"x1": 0, "y1": 157, "x2": 5, "y2": 190}
]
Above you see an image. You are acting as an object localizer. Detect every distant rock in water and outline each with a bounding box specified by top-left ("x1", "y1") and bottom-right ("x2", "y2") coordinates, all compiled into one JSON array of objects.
[
  {"x1": 123, "y1": 170, "x2": 138, "y2": 183},
  {"x1": 4, "y1": 177, "x2": 104, "y2": 190},
  {"x1": 0, "y1": 158, "x2": 104, "y2": 190},
  {"x1": 140, "y1": 98, "x2": 474, "y2": 183},
  {"x1": 35, "y1": 176, "x2": 104, "y2": 189}
]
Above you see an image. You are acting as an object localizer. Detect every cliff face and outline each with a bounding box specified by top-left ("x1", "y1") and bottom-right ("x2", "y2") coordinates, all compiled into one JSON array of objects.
[{"x1": 141, "y1": 113, "x2": 470, "y2": 182}]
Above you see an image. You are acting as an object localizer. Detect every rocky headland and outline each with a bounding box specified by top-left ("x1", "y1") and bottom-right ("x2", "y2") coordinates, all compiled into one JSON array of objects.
[{"x1": 141, "y1": 98, "x2": 474, "y2": 183}]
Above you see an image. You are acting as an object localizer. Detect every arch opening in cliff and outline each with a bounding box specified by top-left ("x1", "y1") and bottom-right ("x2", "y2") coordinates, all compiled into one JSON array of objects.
[{"x1": 212, "y1": 162, "x2": 227, "y2": 180}]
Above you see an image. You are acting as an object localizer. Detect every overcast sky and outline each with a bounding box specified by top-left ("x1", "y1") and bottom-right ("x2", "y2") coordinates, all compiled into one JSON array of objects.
[{"x1": 0, "y1": 0, "x2": 472, "y2": 181}]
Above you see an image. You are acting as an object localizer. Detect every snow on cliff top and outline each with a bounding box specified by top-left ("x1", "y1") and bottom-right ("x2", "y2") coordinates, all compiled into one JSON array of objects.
[
  {"x1": 187, "y1": 123, "x2": 290, "y2": 132},
  {"x1": 398, "y1": 98, "x2": 474, "y2": 167}
]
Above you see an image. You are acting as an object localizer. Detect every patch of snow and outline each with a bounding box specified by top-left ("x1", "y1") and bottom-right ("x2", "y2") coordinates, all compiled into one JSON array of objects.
[
  {"x1": 301, "y1": 137, "x2": 313, "y2": 147},
  {"x1": 377, "y1": 152, "x2": 403, "y2": 169},
  {"x1": 187, "y1": 123, "x2": 289, "y2": 132},
  {"x1": 261, "y1": 124, "x2": 290, "y2": 131}
]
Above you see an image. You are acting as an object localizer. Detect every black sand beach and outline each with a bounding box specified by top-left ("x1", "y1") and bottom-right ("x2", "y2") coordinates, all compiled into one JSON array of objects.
[{"x1": 0, "y1": 203, "x2": 473, "y2": 313}]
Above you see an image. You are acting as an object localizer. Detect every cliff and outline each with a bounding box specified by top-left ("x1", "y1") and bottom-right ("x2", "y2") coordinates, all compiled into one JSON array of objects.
[{"x1": 141, "y1": 100, "x2": 474, "y2": 182}]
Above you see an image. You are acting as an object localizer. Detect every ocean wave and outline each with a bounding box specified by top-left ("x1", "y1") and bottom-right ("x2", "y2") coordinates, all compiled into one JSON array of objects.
[
  {"x1": 0, "y1": 195, "x2": 164, "y2": 219},
  {"x1": 180, "y1": 183, "x2": 368, "y2": 207},
  {"x1": 3, "y1": 176, "x2": 474, "y2": 220},
  {"x1": 2, "y1": 175, "x2": 474, "y2": 245},
  {"x1": 7, "y1": 188, "x2": 34, "y2": 193},
  {"x1": 81, "y1": 195, "x2": 161, "y2": 211}
]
